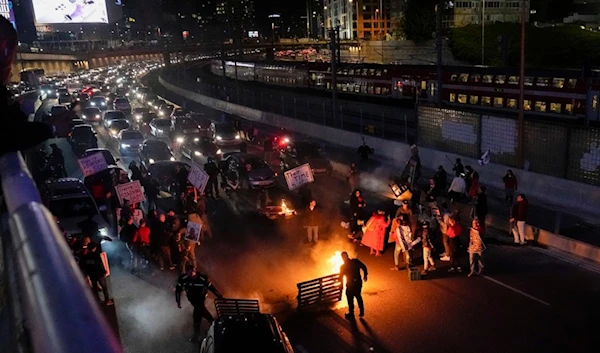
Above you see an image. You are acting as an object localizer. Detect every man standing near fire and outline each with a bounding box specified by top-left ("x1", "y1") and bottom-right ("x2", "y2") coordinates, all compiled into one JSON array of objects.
[{"x1": 339, "y1": 251, "x2": 368, "y2": 320}]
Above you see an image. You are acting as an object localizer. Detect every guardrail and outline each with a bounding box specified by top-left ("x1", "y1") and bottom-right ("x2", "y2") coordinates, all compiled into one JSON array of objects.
[
  {"x1": 296, "y1": 274, "x2": 342, "y2": 311},
  {"x1": 0, "y1": 152, "x2": 122, "y2": 353}
]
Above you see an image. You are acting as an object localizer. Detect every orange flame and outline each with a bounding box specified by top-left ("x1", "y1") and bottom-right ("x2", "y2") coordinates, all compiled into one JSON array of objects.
[
  {"x1": 280, "y1": 200, "x2": 294, "y2": 215},
  {"x1": 328, "y1": 251, "x2": 344, "y2": 274}
]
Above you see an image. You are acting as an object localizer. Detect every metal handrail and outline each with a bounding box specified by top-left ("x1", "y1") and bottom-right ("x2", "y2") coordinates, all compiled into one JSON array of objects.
[{"x1": 0, "y1": 152, "x2": 122, "y2": 353}]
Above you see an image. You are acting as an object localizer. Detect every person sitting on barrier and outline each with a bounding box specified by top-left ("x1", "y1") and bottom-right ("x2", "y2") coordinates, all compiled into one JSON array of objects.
[{"x1": 0, "y1": 17, "x2": 72, "y2": 155}]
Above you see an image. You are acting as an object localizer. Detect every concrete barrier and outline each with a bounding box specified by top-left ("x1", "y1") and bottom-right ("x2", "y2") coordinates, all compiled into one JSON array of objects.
[{"x1": 158, "y1": 75, "x2": 600, "y2": 263}]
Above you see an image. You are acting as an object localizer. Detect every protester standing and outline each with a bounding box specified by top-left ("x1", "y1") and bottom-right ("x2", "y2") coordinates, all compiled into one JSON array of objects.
[
  {"x1": 503, "y1": 170, "x2": 518, "y2": 206},
  {"x1": 361, "y1": 209, "x2": 390, "y2": 256},
  {"x1": 339, "y1": 252, "x2": 368, "y2": 319},
  {"x1": 511, "y1": 194, "x2": 529, "y2": 245},
  {"x1": 304, "y1": 199, "x2": 320, "y2": 244},
  {"x1": 447, "y1": 217, "x2": 463, "y2": 272},
  {"x1": 467, "y1": 219, "x2": 486, "y2": 277}
]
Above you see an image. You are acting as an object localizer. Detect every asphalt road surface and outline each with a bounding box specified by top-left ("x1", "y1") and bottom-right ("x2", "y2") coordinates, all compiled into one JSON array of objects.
[{"x1": 33, "y1": 91, "x2": 600, "y2": 353}]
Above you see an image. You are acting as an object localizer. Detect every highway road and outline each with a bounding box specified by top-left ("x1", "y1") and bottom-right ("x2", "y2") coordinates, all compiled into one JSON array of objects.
[{"x1": 32, "y1": 90, "x2": 600, "y2": 353}]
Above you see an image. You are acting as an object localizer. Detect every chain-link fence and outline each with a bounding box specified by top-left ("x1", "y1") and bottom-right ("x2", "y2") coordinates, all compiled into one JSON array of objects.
[
  {"x1": 165, "y1": 67, "x2": 417, "y2": 144},
  {"x1": 418, "y1": 104, "x2": 600, "y2": 186}
]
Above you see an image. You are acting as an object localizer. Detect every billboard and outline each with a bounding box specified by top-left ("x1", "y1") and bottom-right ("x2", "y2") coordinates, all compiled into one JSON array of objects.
[
  {"x1": 32, "y1": 0, "x2": 109, "y2": 24},
  {"x1": 0, "y1": 0, "x2": 17, "y2": 29}
]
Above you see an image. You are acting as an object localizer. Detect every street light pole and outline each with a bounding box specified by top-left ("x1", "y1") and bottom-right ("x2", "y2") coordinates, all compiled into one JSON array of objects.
[
  {"x1": 481, "y1": 0, "x2": 485, "y2": 65},
  {"x1": 517, "y1": 0, "x2": 527, "y2": 167}
]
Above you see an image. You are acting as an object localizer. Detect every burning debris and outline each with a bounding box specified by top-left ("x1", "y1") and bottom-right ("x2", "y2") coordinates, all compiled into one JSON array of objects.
[{"x1": 259, "y1": 199, "x2": 296, "y2": 220}]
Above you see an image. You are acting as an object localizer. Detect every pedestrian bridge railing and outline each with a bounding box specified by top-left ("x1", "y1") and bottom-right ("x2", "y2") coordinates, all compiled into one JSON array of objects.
[
  {"x1": 0, "y1": 152, "x2": 122, "y2": 353},
  {"x1": 296, "y1": 274, "x2": 342, "y2": 311}
]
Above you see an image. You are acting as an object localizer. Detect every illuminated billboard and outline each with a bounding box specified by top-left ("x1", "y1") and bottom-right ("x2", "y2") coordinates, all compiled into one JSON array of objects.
[
  {"x1": 32, "y1": 0, "x2": 109, "y2": 24},
  {"x1": 0, "y1": 0, "x2": 17, "y2": 29}
]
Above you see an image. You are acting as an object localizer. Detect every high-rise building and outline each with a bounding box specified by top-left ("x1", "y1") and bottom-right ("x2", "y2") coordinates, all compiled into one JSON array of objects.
[
  {"x1": 452, "y1": 0, "x2": 529, "y2": 27},
  {"x1": 323, "y1": 0, "x2": 392, "y2": 40},
  {"x1": 306, "y1": 0, "x2": 325, "y2": 38},
  {"x1": 217, "y1": 0, "x2": 256, "y2": 40}
]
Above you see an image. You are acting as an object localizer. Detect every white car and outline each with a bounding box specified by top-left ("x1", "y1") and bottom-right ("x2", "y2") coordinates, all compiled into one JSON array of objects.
[
  {"x1": 149, "y1": 118, "x2": 171, "y2": 137},
  {"x1": 118, "y1": 129, "x2": 145, "y2": 155}
]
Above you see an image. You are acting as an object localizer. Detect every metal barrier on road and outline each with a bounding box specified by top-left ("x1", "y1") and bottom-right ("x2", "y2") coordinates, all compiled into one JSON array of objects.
[
  {"x1": 215, "y1": 298, "x2": 261, "y2": 316},
  {"x1": 296, "y1": 274, "x2": 342, "y2": 311},
  {"x1": 0, "y1": 152, "x2": 122, "y2": 353}
]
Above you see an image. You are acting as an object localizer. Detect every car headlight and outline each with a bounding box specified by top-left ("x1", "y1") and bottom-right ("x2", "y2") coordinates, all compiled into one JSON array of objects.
[
  {"x1": 149, "y1": 158, "x2": 155, "y2": 164},
  {"x1": 157, "y1": 129, "x2": 163, "y2": 133},
  {"x1": 91, "y1": 102, "x2": 96, "y2": 106},
  {"x1": 135, "y1": 114, "x2": 142, "y2": 120},
  {"x1": 216, "y1": 149, "x2": 222, "y2": 154},
  {"x1": 235, "y1": 134, "x2": 241, "y2": 140},
  {"x1": 194, "y1": 137, "x2": 200, "y2": 142},
  {"x1": 95, "y1": 114, "x2": 100, "y2": 119},
  {"x1": 111, "y1": 130, "x2": 118, "y2": 136},
  {"x1": 126, "y1": 93, "x2": 130, "y2": 96},
  {"x1": 283, "y1": 137, "x2": 290, "y2": 143},
  {"x1": 216, "y1": 135, "x2": 222, "y2": 140},
  {"x1": 101, "y1": 102, "x2": 106, "y2": 106},
  {"x1": 99, "y1": 227, "x2": 109, "y2": 236},
  {"x1": 194, "y1": 151, "x2": 202, "y2": 156},
  {"x1": 158, "y1": 111, "x2": 164, "y2": 116},
  {"x1": 176, "y1": 137, "x2": 184, "y2": 143},
  {"x1": 82, "y1": 115, "x2": 87, "y2": 119},
  {"x1": 170, "y1": 156, "x2": 176, "y2": 161},
  {"x1": 121, "y1": 143, "x2": 130, "y2": 148}
]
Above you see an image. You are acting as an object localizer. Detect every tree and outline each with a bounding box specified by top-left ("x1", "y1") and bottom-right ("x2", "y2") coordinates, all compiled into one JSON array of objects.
[{"x1": 402, "y1": 0, "x2": 437, "y2": 42}]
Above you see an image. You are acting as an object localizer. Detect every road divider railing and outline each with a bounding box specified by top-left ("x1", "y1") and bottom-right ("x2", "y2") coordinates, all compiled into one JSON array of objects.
[
  {"x1": 0, "y1": 151, "x2": 122, "y2": 353},
  {"x1": 296, "y1": 274, "x2": 343, "y2": 311}
]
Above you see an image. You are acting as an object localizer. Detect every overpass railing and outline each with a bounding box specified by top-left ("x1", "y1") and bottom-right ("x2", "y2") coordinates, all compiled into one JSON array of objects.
[{"x1": 0, "y1": 152, "x2": 121, "y2": 353}]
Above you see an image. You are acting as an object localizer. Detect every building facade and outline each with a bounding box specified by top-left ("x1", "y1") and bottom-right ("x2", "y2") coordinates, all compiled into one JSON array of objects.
[
  {"x1": 306, "y1": 0, "x2": 325, "y2": 38},
  {"x1": 452, "y1": 0, "x2": 529, "y2": 27},
  {"x1": 217, "y1": 0, "x2": 256, "y2": 40},
  {"x1": 323, "y1": 0, "x2": 392, "y2": 40}
]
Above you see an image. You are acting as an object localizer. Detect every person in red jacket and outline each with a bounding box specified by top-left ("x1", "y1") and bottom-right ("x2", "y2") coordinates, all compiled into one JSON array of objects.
[
  {"x1": 511, "y1": 194, "x2": 528, "y2": 245},
  {"x1": 132, "y1": 219, "x2": 151, "y2": 273}
]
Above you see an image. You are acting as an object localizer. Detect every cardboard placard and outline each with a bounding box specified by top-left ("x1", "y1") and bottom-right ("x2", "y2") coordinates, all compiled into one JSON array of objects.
[
  {"x1": 187, "y1": 162, "x2": 210, "y2": 193},
  {"x1": 284, "y1": 163, "x2": 314, "y2": 190},
  {"x1": 115, "y1": 180, "x2": 146, "y2": 206},
  {"x1": 78, "y1": 152, "x2": 108, "y2": 177},
  {"x1": 185, "y1": 221, "x2": 203, "y2": 244}
]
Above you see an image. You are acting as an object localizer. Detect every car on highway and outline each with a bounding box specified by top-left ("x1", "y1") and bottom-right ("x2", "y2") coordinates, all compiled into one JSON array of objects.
[
  {"x1": 279, "y1": 141, "x2": 332, "y2": 175},
  {"x1": 83, "y1": 148, "x2": 119, "y2": 166},
  {"x1": 214, "y1": 123, "x2": 242, "y2": 148},
  {"x1": 149, "y1": 118, "x2": 172, "y2": 137},
  {"x1": 107, "y1": 119, "x2": 131, "y2": 138},
  {"x1": 90, "y1": 95, "x2": 108, "y2": 109},
  {"x1": 118, "y1": 129, "x2": 145, "y2": 155},
  {"x1": 222, "y1": 152, "x2": 277, "y2": 189},
  {"x1": 140, "y1": 139, "x2": 176, "y2": 168},
  {"x1": 82, "y1": 107, "x2": 102, "y2": 124},
  {"x1": 179, "y1": 133, "x2": 222, "y2": 161},
  {"x1": 170, "y1": 117, "x2": 200, "y2": 141},
  {"x1": 58, "y1": 92, "x2": 72, "y2": 104},
  {"x1": 57, "y1": 87, "x2": 69, "y2": 97},
  {"x1": 135, "y1": 87, "x2": 150, "y2": 100},
  {"x1": 199, "y1": 299, "x2": 294, "y2": 353},
  {"x1": 74, "y1": 92, "x2": 89, "y2": 103},
  {"x1": 103, "y1": 110, "x2": 127, "y2": 129},
  {"x1": 49, "y1": 104, "x2": 69, "y2": 116},
  {"x1": 69, "y1": 124, "x2": 98, "y2": 156},
  {"x1": 40, "y1": 84, "x2": 55, "y2": 97},
  {"x1": 146, "y1": 95, "x2": 161, "y2": 108},
  {"x1": 146, "y1": 161, "x2": 190, "y2": 194},
  {"x1": 113, "y1": 97, "x2": 132, "y2": 114},
  {"x1": 132, "y1": 107, "x2": 150, "y2": 123},
  {"x1": 157, "y1": 103, "x2": 174, "y2": 117},
  {"x1": 42, "y1": 178, "x2": 110, "y2": 237}
]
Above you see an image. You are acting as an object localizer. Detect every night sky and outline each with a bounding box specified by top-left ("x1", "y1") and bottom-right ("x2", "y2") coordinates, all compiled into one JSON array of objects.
[{"x1": 254, "y1": 0, "x2": 305, "y2": 20}]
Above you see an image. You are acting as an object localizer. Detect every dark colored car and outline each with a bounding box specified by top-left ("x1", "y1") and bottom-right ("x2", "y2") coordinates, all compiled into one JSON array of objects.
[
  {"x1": 180, "y1": 133, "x2": 222, "y2": 161},
  {"x1": 82, "y1": 107, "x2": 102, "y2": 124},
  {"x1": 279, "y1": 141, "x2": 332, "y2": 175},
  {"x1": 146, "y1": 161, "x2": 190, "y2": 193},
  {"x1": 107, "y1": 119, "x2": 131, "y2": 138},
  {"x1": 140, "y1": 139, "x2": 175, "y2": 168},
  {"x1": 69, "y1": 124, "x2": 98, "y2": 156},
  {"x1": 214, "y1": 124, "x2": 242, "y2": 148},
  {"x1": 222, "y1": 153, "x2": 277, "y2": 189},
  {"x1": 132, "y1": 107, "x2": 150, "y2": 123},
  {"x1": 171, "y1": 117, "x2": 200, "y2": 140}
]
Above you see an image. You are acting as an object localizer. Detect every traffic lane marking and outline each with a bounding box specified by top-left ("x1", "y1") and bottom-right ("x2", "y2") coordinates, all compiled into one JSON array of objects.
[{"x1": 482, "y1": 275, "x2": 550, "y2": 306}]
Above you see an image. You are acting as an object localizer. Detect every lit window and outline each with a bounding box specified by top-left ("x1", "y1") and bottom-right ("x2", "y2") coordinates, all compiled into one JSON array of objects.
[
  {"x1": 449, "y1": 93, "x2": 456, "y2": 103},
  {"x1": 450, "y1": 74, "x2": 458, "y2": 82},
  {"x1": 481, "y1": 96, "x2": 491, "y2": 106},
  {"x1": 493, "y1": 97, "x2": 504, "y2": 107},
  {"x1": 508, "y1": 76, "x2": 519, "y2": 85},
  {"x1": 552, "y1": 78, "x2": 565, "y2": 89},
  {"x1": 470, "y1": 95, "x2": 479, "y2": 104},
  {"x1": 458, "y1": 94, "x2": 467, "y2": 103},
  {"x1": 482, "y1": 75, "x2": 493, "y2": 83},
  {"x1": 550, "y1": 103, "x2": 561, "y2": 113},
  {"x1": 565, "y1": 103, "x2": 573, "y2": 114},
  {"x1": 470, "y1": 74, "x2": 481, "y2": 83},
  {"x1": 567, "y1": 79, "x2": 577, "y2": 89},
  {"x1": 524, "y1": 100, "x2": 532, "y2": 111},
  {"x1": 459, "y1": 73, "x2": 469, "y2": 82},
  {"x1": 535, "y1": 101, "x2": 547, "y2": 112},
  {"x1": 524, "y1": 77, "x2": 534, "y2": 86},
  {"x1": 507, "y1": 99, "x2": 517, "y2": 108},
  {"x1": 536, "y1": 77, "x2": 549, "y2": 87},
  {"x1": 494, "y1": 75, "x2": 506, "y2": 84}
]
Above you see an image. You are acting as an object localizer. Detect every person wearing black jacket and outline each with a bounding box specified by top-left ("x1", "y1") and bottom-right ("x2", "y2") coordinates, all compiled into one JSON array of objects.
[
  {"x1": 82, "y1": 243, "x2": 113, "y2": 306},
  {"x1": 304, "y1": 199, "x2": 320, "y2": 243},
  {"x1": 475, "y1": 186, "x2": 489, "y2": 230},
  {"x1": 176, "y1": 265, "x2": 223, "y2": 342},
  {"x1": 339, "y1": 251, "x2": 368, "y2": 319},
  {"x1": 120, "y1": 216, "x2": 138, "y2": 270},
  {"x1": 204, "y1": 157, "x2": 220, "y2": 198}
]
